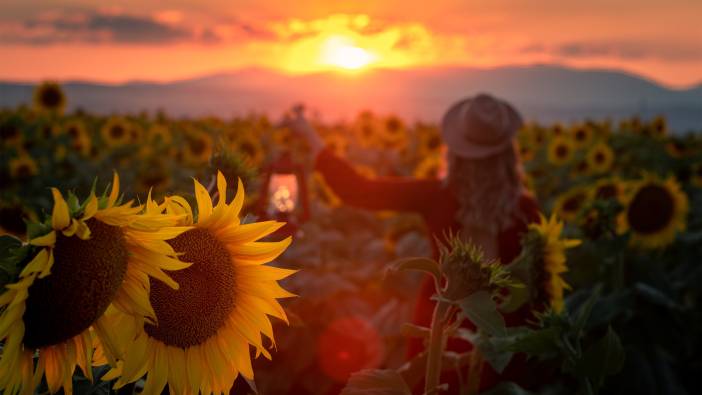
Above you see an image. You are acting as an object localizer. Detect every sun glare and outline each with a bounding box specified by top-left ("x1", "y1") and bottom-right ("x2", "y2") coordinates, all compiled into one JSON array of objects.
[{"x1": 321, "y1": 36, "x2": 377, "y2": 71}]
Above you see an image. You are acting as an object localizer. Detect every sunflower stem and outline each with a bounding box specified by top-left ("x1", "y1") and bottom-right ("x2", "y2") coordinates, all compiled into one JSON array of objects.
[
  {"x1": 424, "y1": 299, "x2": 451, "y2": 394},
  {"x1": 464, "y1": 348, "x2": 484, "y2": 395}
]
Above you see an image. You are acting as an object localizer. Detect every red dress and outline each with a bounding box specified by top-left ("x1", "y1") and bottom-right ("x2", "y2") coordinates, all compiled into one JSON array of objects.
[{"x1": 314, "y1": 148, "x2": 541, "y2": 392}]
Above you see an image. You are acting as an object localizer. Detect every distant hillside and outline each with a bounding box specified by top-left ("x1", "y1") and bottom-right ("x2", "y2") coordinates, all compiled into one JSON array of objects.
[{"x1": 1, "y1": 64, "x2": 700, "y2": 132}]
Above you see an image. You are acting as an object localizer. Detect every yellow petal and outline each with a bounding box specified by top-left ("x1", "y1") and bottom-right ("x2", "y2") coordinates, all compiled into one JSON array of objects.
[
  {"x1": 51, "y1": 188, "x2": 71, "y2": 230},
  {"x1": 83, "y1": 194, "x2": 98, "y2": 220},
  {"x1": 193, "y1": 178, "x2": 213, "y2": 221},
  {"x1": 107, "y1": 171, "x2": 120, "y2": 208},
  {"x1": 29, "y1": 230, "x2": 56, "y2": 246},
  {"x1": 216, "y1": 171, "x2": 228, "y2": 209}
]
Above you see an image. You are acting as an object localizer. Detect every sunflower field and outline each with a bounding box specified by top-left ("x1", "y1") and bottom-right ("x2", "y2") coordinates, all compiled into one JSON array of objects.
[{"x1": 0, "y1": 82, "x2": 700, "y2": 395}]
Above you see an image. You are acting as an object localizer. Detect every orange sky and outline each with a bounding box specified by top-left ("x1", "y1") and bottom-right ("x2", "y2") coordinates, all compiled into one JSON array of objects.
[{"x1": 1, "y1": 0, "x2": 701, "y2": 87}]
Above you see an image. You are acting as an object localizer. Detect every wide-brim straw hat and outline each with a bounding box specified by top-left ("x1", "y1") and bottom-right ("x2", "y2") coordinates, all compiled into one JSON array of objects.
[{"x1": 441, "y1": 93, "x2": 523, "y2": 159}]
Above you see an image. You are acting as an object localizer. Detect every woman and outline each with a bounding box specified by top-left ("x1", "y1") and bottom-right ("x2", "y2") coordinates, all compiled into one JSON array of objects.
[{"x1": 285, "y1": 94, "x2": 541, "y2": 391}]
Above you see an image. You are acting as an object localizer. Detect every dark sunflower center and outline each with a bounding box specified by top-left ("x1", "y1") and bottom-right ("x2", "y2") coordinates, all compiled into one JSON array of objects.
[
  {"x1": 575, "y1": 129, "x2": 586, "y2": 141},
  {"x1": 40, "y1": 87, "x2": 62, "y2": 108},
  {"x1": 241, "y1": 142, "x2": 256, "y2": 156},
  {"x1": 23, "y1": 219, "x2": 128, "y2": 349},
  {"x1": 0, "y1": 125, "x2": 19, "y2": 140},
  {"x1": 563, "y1": 193, "x2": 585, "y2": 213},
  {"x1": 596, "y1": 184, "x2": 617, "y2": 200},
  {"x1": 15, "y1": 163, "x2": 33, "y2": 178},
  {"x1": 576, "y1": 161, "x2": 588, "y2": 173},
  {"x1": 594, "y1": 151, "x2": 606, "y2": 164},
  {"x1": 145, "y1": 228, "x2": 236, "y2": 348},
  {"x1": 556, "y1": 144, "x2": 569, "y2": 159},
  {"x1": 189, "y1": 138, "x2": 207, "y2": 155},
  {"x1": 627, "y1": 185, "x2": 675, "y2": 234},
  {"x1": 68, "y1": 126, "x2": 80, "y2": 138},
  {"x1": 0, "y1": 207, "x2": 27, "y2": 234},
  {"x1": 387, "y1": 118, "x2": 401, "y2": 133},
  {"x1": 696, "y1": 166, "x2": 702, "y2": 178},
  {"x1": 110, "y1": 125, "x2": 125, "y2": 139},
  {"x1": 427, "y1": 135, "x2": 441, "y2": 150}
]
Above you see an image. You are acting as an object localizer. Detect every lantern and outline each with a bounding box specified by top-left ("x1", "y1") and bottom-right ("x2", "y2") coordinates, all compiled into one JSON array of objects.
[{"x1": 257, "y1": 150, "x2": 310, "y2": 236}]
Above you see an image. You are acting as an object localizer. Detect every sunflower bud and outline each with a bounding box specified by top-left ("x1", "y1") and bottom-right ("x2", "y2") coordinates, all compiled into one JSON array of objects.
[{"x1": 439, "y1": 236, "x2": 513, "y2": 301}]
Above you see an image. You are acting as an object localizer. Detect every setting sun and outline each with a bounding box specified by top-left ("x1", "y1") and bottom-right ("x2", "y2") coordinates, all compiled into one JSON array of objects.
[{"x1": 320, "y1": 35, "x2": 377, "y2": 70}]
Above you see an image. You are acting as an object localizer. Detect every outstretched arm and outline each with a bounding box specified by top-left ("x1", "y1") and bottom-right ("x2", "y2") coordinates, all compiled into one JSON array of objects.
[
  {"x1": 315, "y1": 148, "x2": 441, "y2": 212},
  {"x1": 282, "y1": 105, "x2": 441, "y2": 213}
]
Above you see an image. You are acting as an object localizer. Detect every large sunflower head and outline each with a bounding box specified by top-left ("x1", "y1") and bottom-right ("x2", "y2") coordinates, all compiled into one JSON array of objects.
[
  {"x1": 617, "y1": 174, "x2": 689, "y2": 249},
  {"x1": 547, "y1": 136, "x2": 575, "y2": 166},
  {"x1": 585, "y1": 141, "x2": 615, "y2": 174},
  {"x1": 109, "y1": 172, "x2": 295, "y2": 395},
  {"x1": 33, "y1": 81, "x2": 66, "y2": 115},
  {"x1": 100, "y1": 117, "x2": 133, "y2": 148},
  {"x1": 0, "y1": 172, "x2": 190, "y2": 394}
]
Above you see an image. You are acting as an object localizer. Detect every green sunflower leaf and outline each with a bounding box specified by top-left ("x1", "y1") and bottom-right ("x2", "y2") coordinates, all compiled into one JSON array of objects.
[
  {"x1": 459, "y1": 290, "x2": 507, "y2": 337},
  {"x1": 574, "y1": 326, "x2": 625, "y2": 390},
  {"x1": 385, "y1": 257, "x2": 441, "y2": 282},
  {"x1": 27, "y1": 220, "x2": 52, "y2": 241}
]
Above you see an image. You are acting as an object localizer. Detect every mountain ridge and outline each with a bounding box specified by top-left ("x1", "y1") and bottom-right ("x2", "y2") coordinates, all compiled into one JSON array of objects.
[{"x1": 1, "y1": 64, "x2": 700, "y2": 132}]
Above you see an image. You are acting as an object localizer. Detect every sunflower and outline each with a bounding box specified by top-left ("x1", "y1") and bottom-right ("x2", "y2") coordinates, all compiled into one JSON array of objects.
[
  {"x1": 323, "y1": 133, "x2": 348, "y2": 156},
  {"x1": 353, "y1": 111, "x2": 380, "y2": 147},
  {"x1": 647, "y1": 116, "x2": 668, "y2": 138},
  {"x1": 585, "y1": 141, "x2": 614, "y2": 174},
  {"x1": 547, "y1": 136, "x2": 575, "y2": 166},
  {"x1": 235, "y1": 134, "x2": 265, "y2": 165},
  {"x1": 0, "y1": 202, "x2": 37, "y2": 238},
  {"x1": 146, "y1": 124, "x2": 172, "y2": 146},
  {"x1": 571, "y1": 159, "x2": 590, "y2": 178},
  {"x1": 590, "y1": 177, "x2": 624, "y2": 202},
  {"x1": 413, "y1": 155, "x2": 443, "y2": 179},
  {"x1": 617, "y1": 174, "x2": 688, "y2": 249},
  {"x1": 0, "y1": 119, "x2": 23, "y2": 148},
  {"x1": 108, "y1": 172, "x2": 295, "y2": 395},
  {"x1": 64, "y1": 120, "x2": 92, "y2": 157},
  {"x1": 0, "y1": 173, "x2": 190, "y2": 394},
  {"x1": 417, "y1": 125, "x2": 442, "y2": 154},
  {"x1": 528, "y1": 214, "x2": 581, "y2": 312},
  {"x1": 101, "y1": 117, "x2": 133, "y2": 147},
  {"x1": 690, "y1": 163, "x2": 702, "y2": 188},
  {"x1": 33, "y1": 81, "x2": 66, "y2": 114},
  {"x1": 518, "y1": 143, "x2": 534, "y2": 162},
  {"x1": 379, "y1": 115, "x2": 407, "y2": 148},
  {"x1": 9, "y1": 153, "x2": 38, "y2": 179},
  {"x1": 182, "y1": 129, "x2": 214, "y2": 165},
  {"x1": 570, "y1": 124, "x2": 593, "y2": 147},
  {"x1": 553, "y1": 187, "x2": 588, "y2": 222}
]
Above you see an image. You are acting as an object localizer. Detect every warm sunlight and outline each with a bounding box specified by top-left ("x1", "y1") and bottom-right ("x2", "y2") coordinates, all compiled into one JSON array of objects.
[{"x1": 320, "y1": 35, "x2": 377, "y2": 70}]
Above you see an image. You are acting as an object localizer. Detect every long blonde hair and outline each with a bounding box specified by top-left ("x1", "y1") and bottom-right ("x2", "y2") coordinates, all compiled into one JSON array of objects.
[{"x1": 445, "y1": 142, "x2": 526, "y2": 236}]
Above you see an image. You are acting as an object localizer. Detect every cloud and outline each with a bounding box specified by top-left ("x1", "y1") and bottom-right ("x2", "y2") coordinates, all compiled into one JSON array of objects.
[
  {"x1": 0, "y1": 10, "x2": 277, "y2": 45},
  {"x1": 525, "y1": 41, "x2": 702, "y2": 62}
]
